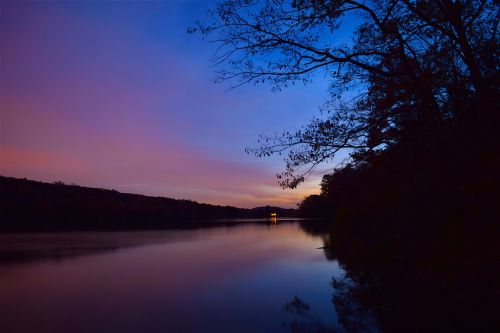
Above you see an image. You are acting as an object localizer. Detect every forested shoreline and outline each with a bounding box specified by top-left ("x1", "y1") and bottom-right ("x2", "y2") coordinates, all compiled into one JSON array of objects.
[
  {"x1": 195, "y1": 2, "x2": 500, "y2": 330},
  {"x1": 194, "y1": 0, "x2": 499, "y2": 266},
  {"x1": 0, "y1": 176, "x2": 296, "y2": 232}
]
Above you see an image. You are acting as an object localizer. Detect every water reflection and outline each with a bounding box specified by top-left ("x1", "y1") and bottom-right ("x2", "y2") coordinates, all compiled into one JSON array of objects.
[
  {"x1": 0, "y1": 221, "x2": 342, "y2": 333},
  {"x1": 0, "y1": 218, "x2": 290, "y2": 265},
  {"x1": 0, "y1": 231, "x2": 195, "y2": 265},
  {"x1": 294, "y1": 220, "x2": 499, "y2": 333},
  {"x1": 2, "y1": 220, "x2": 493, "y2": 332}
]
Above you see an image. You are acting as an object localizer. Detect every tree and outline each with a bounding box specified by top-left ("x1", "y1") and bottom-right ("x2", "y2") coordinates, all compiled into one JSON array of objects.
[{"x1": 192, "y1": 0, "x2": 499, "y2": 187}]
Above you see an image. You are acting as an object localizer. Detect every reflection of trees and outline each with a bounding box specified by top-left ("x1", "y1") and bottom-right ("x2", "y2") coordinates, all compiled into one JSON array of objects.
[
  {"x1": 330, "y1": 276, "x2": 377, "y2": 333},
  {"x1": 295, "y1": 220, "x2": 499, "y2": 333},
  {"x1": 328, "y1": 264, "x2": 499, "y2": 333},
  {"x1": 283, "y1": 297, "x2": 338, "y2": 333}
]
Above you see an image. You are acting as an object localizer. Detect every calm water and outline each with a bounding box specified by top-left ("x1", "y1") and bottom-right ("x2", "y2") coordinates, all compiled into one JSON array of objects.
[{"x1": 0, "y1": 221, "x2": 343, "y2": 332}]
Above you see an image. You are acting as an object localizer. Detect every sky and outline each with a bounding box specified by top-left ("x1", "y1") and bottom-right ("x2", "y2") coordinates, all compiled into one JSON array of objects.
[{"x1": 0, "y1": 0, "x2": 332, "y2": 208}]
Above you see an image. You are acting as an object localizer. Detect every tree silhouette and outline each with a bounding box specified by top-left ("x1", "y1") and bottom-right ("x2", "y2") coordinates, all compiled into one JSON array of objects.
[{"x1": 192, "y1": 0, "x2": 498, "y2": 187}]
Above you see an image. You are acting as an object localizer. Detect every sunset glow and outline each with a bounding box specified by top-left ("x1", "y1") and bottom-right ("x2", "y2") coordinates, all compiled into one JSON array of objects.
[{"x1": 0, "y1": 1, "x2": 326, "y2": 207}]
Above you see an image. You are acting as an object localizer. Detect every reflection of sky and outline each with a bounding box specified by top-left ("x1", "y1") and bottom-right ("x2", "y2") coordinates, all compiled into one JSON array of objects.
[
  {"x1": 0, "y1": 224, "x2": 342, "y2": 332},
  {"x1": 0, "y1": 1, "x2": 331, "y2": 207}
]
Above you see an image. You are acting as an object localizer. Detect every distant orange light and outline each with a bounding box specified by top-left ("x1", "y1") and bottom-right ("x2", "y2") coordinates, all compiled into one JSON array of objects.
[{"x1": 270, "y1": 213, "x2": 277, "y2": 217}]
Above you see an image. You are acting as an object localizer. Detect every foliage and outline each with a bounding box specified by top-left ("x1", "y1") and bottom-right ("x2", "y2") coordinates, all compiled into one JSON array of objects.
[
  {"x1": 194, "y1": 4, "x2": 499, "y2": 331},
  {"x1": 192, "y1": 0, "x2": 499, "y2": 187},
  {"x1": 0, "y1": 176, "x2": 296, "y2": 232}
]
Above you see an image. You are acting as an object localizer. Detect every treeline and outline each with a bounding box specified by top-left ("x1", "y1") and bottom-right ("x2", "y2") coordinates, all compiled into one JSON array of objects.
[
  {"x1": 196, "y1": 1, "x2": 500, "y2": 256},
  {"x1": 299, "y1": 116, "x2": 499, "y2": 266},
  {"x1": 295, "y1": 113, "x2": 500, "y2": 333},
  {"x1": 0, "y1": 176, "x2": 296, "y2": 232},
  {"x1": 294, "y1": 129, "x2": 500, "y2": 332},
  {"x1": 295, "y1": 132, "x2": 500, "y2": 332},
  {"x1": 197, "y1": 2, "x2": 499, "y2": 331}
]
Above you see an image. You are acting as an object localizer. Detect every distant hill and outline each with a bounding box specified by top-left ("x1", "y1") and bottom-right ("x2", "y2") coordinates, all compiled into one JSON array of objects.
[{"x1": 0, "y1": 176, "x2": 297, "y2": 232}]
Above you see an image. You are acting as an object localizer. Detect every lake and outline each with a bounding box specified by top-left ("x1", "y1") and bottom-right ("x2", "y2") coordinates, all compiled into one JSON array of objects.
[{"x1": 0, "y1": 220, "x2": 344, "y2": 332}]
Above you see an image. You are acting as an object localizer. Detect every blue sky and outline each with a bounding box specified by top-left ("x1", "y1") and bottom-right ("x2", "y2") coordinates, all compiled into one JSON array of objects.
[{"x1": 1, "y1": 1, "x2": 333, "y2": 207}]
